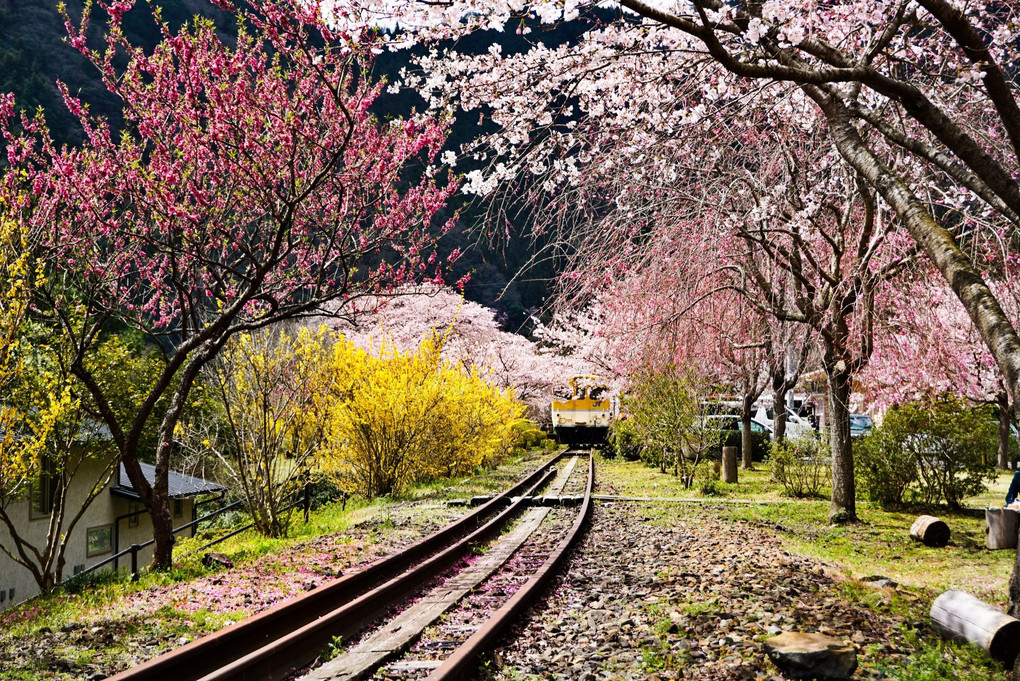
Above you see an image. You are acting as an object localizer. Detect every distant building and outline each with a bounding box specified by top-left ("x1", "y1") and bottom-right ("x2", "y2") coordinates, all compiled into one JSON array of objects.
[{"x1": 0, "y1": 457, "x2": 224, "y2": 611}]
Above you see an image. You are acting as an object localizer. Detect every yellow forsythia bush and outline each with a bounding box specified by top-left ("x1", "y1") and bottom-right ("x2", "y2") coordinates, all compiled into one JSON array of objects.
[{"x1": 315, "y1": 330, "x2": 524, "y2": 498}]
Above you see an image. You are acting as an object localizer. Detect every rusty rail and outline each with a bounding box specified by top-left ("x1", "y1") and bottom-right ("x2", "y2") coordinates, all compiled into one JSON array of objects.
[
  {"x1": 106, "y1": 453, "x2": 564, "y2": 681},
  {"x1": 426, "y1": 452, "x2": 595, "y2": 681}
]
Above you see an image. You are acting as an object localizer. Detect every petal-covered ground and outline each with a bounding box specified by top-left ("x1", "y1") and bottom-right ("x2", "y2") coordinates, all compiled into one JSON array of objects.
[
  {"x1": 0, "y1": 454, "x2": 1005, "y2": 681},
  {"x1": 0, "y1": 502, "x2": 462, "y2": 679}
]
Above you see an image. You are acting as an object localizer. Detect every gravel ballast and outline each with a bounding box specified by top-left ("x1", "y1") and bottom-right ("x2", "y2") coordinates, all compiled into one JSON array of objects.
[{"x1": 484, "y1": 502, "x2": 914, "y2": 680}]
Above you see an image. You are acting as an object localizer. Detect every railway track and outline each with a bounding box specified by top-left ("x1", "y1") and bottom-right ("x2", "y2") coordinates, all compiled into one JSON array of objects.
[{"x1": 107, "y1": 451, "x2": 594, "y2": 681}]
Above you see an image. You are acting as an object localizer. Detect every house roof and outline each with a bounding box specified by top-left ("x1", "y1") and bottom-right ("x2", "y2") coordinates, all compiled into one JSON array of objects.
[{"x1": 111, "y1": 462, "x2": 226, "y2": 501}]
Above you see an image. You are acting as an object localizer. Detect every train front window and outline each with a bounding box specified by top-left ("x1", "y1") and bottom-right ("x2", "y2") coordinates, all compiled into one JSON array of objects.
[
  {"x1": 589, "y1": 386, "x2": 607, "y2": 400},
  {"x1": 553, "y1": 385, "x2": 573, "y2": 399}
]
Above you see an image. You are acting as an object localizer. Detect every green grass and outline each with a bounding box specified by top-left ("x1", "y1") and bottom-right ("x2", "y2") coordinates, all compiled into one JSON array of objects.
[
  {"x1": 597, "y1": 455, "x2": 790, "y2": 500},
  {"x1": 876, "y1": 628, "x2": 1003, "y2": 681},
  {"x1": 598, "y1": 455, "x2": 1016, "y2": 607}
]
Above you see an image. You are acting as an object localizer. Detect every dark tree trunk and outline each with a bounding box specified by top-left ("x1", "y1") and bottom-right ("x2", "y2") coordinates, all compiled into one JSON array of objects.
[
  {"x1": 1010, "y1": 545, "x2": 1020, "y2": 619},
  {"x1": 150, "y1": 474, "x2": 174, "y2": 568},
  {"x1": 826, "y1": 363, "x2": 857, "y2": 524},
  {"x1": 772, "y1": 373, "x2": 790, "y2": 443},
  {"x1": 741, "y1": 393, "x2": 754, "y2": 469},
  {"x1": 999, "y1": 392, "x2": 1013, "y2": 470},
  {"x1": 119, "y1": 449, "x2": 177, "y2": 569}
]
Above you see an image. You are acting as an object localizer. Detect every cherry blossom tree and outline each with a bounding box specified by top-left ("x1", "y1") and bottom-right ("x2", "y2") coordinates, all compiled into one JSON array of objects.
[
  {"x1": 364, "y1": 1, "x2": 1020, "y2": 435},
  {"x1": 764, "y1": 314, "x2": 815, "y2": 446},
  {"x1": 598, "y1": 255, "x2": 774, "y2": 468},
  {"x1": 862, "y1": 266, "x2": 1020, "y2": 469},
  {"x1": 700, "y1": 292, "x2": 772, "y2": 469},
  {"x1": 719, "y1": 132, "x2": 914, "y2": 520},
  {"x1": 512, "y1": 115, "x2": 910, "y2": 521},
  {"x1": 324, "y1": 286, "x2": 595, "y2": 421},
  {"x1": 0, "y1": 0, "x2": 455, "y2": 567}
]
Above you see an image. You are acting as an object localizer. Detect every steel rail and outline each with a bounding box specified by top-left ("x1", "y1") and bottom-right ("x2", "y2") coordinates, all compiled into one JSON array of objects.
[
  {"x1": 198, "y1": 465, "x2": 558, "y2": 681},
  {"x1": 106, "y1": 454, "x2": 564, "y2": 681},
  {"x1": 426, "y1": 452, "x2": 595, "y2": 681}
]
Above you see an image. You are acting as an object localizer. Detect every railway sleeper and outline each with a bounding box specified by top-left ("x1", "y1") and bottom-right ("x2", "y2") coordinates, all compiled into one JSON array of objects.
[
  {"x1": 444, "y1": 496, "x2": 495, "y2": 507},
  {"x1": 427, "y1": 454, "x2": 595, "y2": 681},
  {"x1": 299, "y1": 506, "x2": 554, "y2": 681},
  {"x1": 193, "y1": 467, "x2": 559, "y2": 681}
]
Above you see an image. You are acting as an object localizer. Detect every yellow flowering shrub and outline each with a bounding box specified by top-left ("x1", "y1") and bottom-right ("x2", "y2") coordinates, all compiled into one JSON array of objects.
[
  {"x1": 0, "y1": 210, "x2": 53, "y2": 507},
  {"x1": 315, "y1": 330, "x2": 523, "y2": 498},
  {"x1": 195, "y1": 326, "x2": 332, "y2": 537}
]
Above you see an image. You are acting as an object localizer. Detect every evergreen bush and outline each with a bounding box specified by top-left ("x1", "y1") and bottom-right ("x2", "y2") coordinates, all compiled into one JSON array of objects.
[
  {"x1": 855, "y1": 429, "x2": 918, "y2": 507},
  {"x1": 871, "y1": 396, "x2": 996, "y2": 508},
  {"x1": 608, "y1": 418, "x2": 642, "y2": 460}
]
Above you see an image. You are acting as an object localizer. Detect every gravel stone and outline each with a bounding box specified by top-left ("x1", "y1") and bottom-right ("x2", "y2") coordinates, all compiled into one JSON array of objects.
[{"x1": 483, "y1": 503, "x2": 910, "y2": 680}]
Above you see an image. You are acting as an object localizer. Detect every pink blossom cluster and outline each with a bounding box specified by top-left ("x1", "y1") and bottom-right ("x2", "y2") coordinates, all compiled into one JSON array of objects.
[{"x1": 319, "y1": 286, "x2": 603, "y2": 416}]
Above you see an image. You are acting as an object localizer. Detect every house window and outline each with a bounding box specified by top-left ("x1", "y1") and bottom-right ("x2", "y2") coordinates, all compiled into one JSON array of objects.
[
  {"x1": 173, "y1": 499, "x2": 183, "y2": 519},
  {"x1": 29, "y1": 456, "x2": 56, "y2": 520},
  {"x1": 128, "y1": 502, "x2": 140, "y2": 528},
  {"x1": 86, "y1": 525, "x2": 113, "y2": 557}
]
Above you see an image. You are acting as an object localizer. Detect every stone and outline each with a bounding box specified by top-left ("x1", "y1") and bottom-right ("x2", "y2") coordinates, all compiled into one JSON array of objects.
[{"x1": 763, "y1": 632, "x2": 857, "y2": 680}]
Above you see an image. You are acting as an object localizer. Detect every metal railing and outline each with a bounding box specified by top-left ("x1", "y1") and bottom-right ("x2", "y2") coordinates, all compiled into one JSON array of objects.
[
  {"x1": 176, "y1": 493, "x2": 309, "y2": 562},
  {"x1": 65, "y1": 487, "x2": 311, "y2": 586}
]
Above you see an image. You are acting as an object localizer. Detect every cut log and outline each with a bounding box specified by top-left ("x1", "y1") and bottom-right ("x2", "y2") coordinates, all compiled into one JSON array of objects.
[
  {"x1": 985, "y1": 508, "x2": 1019, "y2": 550},
  {"x1": 930, "y1": 590, "x2": 1020, "y2": 665},
  {"x1": 722, "y1": 446, "x2": 738, "y2": 484},
  {"x1": 909, "y1": 515, "x2": 950, "y2": 547}
]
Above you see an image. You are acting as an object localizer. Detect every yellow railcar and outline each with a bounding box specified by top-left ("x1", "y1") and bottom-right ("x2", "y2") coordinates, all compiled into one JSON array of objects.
[{"x1": 551, "y1": 375, "x2": 616, "y2": 447}]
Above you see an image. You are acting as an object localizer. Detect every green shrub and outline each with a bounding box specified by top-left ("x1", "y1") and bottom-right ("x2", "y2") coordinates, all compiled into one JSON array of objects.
[
  {"x1": 306, "y1": 471, "x2": 348, "y2": 510},
  {"x1": 609, "y1": 418, "x2": 642, "y2": 460},
  {"x1": 855, "y1": 430, "x2": 917, "y2": 507},
  {"x1": 698, "y1": 464, "x2": 722, "y2": 496},
  {"x1": 622, "y1": 366, "x2": 720, "y2": 487},
  {"x1": 876, "y1": 395, "x2": 997, "y2": 508},
  {"x1": 511, "y1": 419, "x2": 548, "y2": 451},
  {"x1": 715, "y1": 427, "x2": 770, "y2": 462},
  {"x1": 770, "y1": 435, "x2": 831, "y2": 498}
]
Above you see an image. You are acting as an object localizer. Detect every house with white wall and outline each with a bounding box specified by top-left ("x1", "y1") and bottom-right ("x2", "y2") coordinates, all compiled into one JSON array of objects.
[{"x1": 0, "y1": 458, "x2": 223, "y2": 611}]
